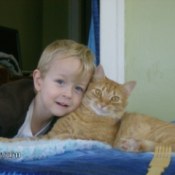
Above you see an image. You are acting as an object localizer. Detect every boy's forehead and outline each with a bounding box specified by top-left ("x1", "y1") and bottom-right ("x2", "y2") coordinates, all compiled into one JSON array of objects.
[
  {"x1": 51, "y1": 56, "x2": 81, "y2": 70},
  {"x1": 49, "y1": 56, "x2": 92, "y2": 80}
]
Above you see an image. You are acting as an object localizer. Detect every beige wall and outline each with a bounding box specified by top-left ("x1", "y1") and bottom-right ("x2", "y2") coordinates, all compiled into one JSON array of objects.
[
  {"x1": 0, "y1": 0, "x2": 42, "y2": 71},
  {"x1": 125, "y1": 0, "x2": 175, "y2": 121},
  {"x1": 42, "y1": 0, "x2": 69, "y2": 48},
  {"x1": 0, "y1": 0, "x2": 87, "y2": 71}
]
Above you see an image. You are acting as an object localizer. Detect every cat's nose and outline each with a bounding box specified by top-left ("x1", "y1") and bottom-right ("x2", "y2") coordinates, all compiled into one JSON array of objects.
[{"x1": 99, "y1": 103, "x2": 107, "y2": 109}]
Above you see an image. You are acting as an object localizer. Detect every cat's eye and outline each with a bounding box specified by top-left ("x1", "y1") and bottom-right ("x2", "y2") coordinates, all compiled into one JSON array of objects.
[
  {"x1": 95, "y1": 89, "x2": 102, "y2": 97},
  {"x1": 111, "y1": 96, "x2": 120, "y2": 102}
]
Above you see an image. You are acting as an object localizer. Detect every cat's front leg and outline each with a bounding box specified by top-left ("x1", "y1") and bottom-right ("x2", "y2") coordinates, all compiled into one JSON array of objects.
[
  {"x1": 114, "y1": 138, "x2": 155, "y2": 152},
  {"x1": 0, "y1": 137, "x2": 11, "y2": 142},
  {"x1": 115, "y1": 138, "x2": 140, "y2": 152}
]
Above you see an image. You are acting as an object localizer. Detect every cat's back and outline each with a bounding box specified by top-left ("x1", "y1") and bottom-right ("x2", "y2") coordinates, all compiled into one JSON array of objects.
[
  {"x1": 121, "y1": 112, "x2": 169, "y2": 128},
  {"x1": 116, "y1": 112, "x2": 173, "y2": 139}
]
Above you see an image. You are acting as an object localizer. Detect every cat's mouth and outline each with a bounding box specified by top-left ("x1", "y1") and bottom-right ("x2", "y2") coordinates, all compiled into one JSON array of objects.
[
  {"x1": 96, "y1": 110, "x2": 110, "y2": 116},
  {"x1": 91, "y1": 104, "x2": 110, "y2": 116}
]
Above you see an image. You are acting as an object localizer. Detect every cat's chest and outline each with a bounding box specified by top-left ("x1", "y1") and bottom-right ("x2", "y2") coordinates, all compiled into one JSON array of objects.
[{"x1": 74, "y1": 114, "x2": 118, "y2": 137}]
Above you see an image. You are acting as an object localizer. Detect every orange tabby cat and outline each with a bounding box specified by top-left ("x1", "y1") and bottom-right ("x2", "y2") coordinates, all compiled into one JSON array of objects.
[
  {"x1": 1, "y1": 65, "x2": 175, "y2": 152},
  {"x1": 37, "y1": 65, "x2": 175, "y2": 152}
]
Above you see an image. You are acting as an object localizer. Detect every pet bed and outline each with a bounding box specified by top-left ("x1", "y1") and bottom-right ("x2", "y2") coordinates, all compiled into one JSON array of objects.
[{"x1": 0, "y1": 139, "x2": 174, "y2": 175}]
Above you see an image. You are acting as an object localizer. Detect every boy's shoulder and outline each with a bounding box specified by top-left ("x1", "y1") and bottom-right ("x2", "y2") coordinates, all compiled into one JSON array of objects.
[
  {"x1": 0, "y1": 78, "x2": 33, "y2": 92},
  {"x1": 0, "y1": 77, "x2": 35, "y2": 106}
]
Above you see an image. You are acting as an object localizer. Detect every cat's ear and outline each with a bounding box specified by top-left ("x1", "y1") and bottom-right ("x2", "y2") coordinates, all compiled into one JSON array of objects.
[
  {"x1": 93, "y1": 64, "x2": 105, "y2": 81},
  {"x1": 123, "y1": 81, "x2": 136, "y2": 96}
]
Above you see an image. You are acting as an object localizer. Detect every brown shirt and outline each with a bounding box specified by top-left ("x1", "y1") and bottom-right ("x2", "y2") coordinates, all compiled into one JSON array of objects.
[{"x1": 0, "y1": 79, "x2": 35, "y2": 137}]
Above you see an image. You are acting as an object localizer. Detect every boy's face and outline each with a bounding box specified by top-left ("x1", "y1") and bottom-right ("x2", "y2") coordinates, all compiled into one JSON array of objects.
[{"x1": 34, "y1": 56, "x2": 92, "y2": 118}]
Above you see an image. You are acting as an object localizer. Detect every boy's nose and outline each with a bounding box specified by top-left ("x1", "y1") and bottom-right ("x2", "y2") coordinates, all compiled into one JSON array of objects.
[{"x1": 63, "y1": 86, "x2": 73, "y2": 98}]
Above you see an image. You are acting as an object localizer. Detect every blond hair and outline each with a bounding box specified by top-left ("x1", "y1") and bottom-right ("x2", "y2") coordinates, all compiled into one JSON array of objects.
[{"x1": 37, "y1": 39, "x2": 95, "y2": 77}]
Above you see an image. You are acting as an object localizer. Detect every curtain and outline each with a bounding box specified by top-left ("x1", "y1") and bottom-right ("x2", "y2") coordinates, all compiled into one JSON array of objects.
[{"x1": 88, "y1": 0, "x2": 100, "y2": 65}]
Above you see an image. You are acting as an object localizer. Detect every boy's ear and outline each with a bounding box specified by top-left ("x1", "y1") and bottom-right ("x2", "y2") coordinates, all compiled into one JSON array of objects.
[
  {"x1": 93, "y1": 64, "x2": 105, "y2": 81},
  {"x1": 33, "y1": 69, "x2": 42, "y2": 92}
]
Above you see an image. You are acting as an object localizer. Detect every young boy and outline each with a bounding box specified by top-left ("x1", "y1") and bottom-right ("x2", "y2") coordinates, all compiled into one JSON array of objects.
[{"x1": 0, "y1": 39, "x2": 95, "y2": 138}]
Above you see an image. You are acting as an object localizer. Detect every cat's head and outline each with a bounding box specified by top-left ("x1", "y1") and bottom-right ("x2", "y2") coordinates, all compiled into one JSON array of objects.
[{"x1": 82, "y1": 65, "x2": 136, "y2": 120}]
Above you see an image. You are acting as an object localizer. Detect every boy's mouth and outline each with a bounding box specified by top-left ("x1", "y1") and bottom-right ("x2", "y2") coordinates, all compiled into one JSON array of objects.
[{"x1": 56, "y1": 102, "x2": 69, "y2": 107}]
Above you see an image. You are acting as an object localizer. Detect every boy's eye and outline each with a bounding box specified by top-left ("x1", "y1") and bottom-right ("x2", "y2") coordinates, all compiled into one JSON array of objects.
[
  {"x1": 56, "y1": 79, "x2": 64, "y2": 85},
  {"x1": 75, "y1": 86, "x2": 84, "y2": 93}
]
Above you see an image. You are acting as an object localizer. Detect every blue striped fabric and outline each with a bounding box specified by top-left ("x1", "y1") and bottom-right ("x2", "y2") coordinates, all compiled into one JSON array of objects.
[{"x1": 0, "y1": 148, "x2": 175, "y2": 175}]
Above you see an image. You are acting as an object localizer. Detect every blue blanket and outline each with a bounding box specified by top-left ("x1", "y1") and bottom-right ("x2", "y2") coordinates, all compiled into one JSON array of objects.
[{"x1": 0, "y1": 139, "x2": 174, "y2": 175}]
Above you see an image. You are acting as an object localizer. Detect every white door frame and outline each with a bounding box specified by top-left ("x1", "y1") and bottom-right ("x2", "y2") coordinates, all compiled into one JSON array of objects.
[{"x1": 100, "y1": 0, "x2": 125, "y2": 83}]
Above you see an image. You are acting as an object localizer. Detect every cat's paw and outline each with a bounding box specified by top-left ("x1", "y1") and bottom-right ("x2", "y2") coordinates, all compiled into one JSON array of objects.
[{"x1": 117, "y1": 138, "x2": 141, "y2": 152}]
